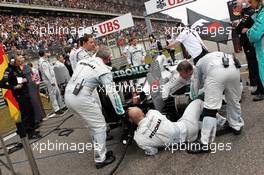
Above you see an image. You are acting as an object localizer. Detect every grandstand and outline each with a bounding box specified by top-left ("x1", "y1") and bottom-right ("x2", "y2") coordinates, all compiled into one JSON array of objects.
[
  {"x1": 0, "y1": 0, "x2": 180, "y2": 61},
  {"x1": 1, "y1": 0, "x2": 175, "y2": 19}
]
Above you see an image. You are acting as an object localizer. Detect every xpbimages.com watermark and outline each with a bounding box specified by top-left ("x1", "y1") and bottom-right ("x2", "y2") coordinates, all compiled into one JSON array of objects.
[
  {"x1": 31, "y1": 24, "x2": 90, "y2": 37},
  {"x1": 164, "y1": 142, "x2": 232, "y2": 154},
  {"x1": 32, "y1": 140, "x2": 103, "y2": 154},
  {"x1": 164, "y1": 25, "x2": 233, "y2": 38},
  {"x1": 97, "y1": 83, "x2": 165, "y2": 96}
]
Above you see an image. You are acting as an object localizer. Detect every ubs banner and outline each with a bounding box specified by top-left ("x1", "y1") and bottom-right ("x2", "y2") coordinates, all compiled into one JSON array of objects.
[
  {"x1": 144, "y1": 0, "x2": 196, "y2": 15},
  {"x1": 79, "y1": 13, "x2": 134, "y2": 38}
]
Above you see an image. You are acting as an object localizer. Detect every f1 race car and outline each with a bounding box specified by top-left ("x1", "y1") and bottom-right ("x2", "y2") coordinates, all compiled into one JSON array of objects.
[{"x1": 98, "y1": 55, "x2": 191, "y2": 143}]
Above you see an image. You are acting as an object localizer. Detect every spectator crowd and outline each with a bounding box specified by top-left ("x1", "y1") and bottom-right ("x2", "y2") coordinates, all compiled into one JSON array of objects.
[
  {"x1": 0, "y1": 14, "x2": 175, "y2": 60},
  {"x1": 1, "y1": 0, "x2": 174, "y2": 19}
]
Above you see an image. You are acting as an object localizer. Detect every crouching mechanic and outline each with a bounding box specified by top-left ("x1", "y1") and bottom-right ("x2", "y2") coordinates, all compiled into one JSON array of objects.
[
  {"x1": 162, "y1": 61, "x2": 193, "y2": 100},
  {"x1": 189, "y1": 52, "x2": 244, "y2": 153},
  {"x1": 128, "y1": 99, "x2": 218, "y2": 155},
  {"x1": 64, "y1": 45, "x2": 125, "y2": 169}
]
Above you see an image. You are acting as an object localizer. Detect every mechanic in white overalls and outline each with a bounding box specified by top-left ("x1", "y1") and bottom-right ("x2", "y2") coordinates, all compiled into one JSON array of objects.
[
  {"x1": 38, "y1": 50, "x2": 67, "y2": 115},
  {"x1": 64, "y1": 45, "x2": 125, "y2": 169},
  {"x1": 128, "y1": 99, "x2": 226, "y2": 155},
  {"x1": 127, "y1": 37, "x2": 146, "y2": 66},
  {"x1": 189, "y1": 52, "x2": 244, "y2": 153}
]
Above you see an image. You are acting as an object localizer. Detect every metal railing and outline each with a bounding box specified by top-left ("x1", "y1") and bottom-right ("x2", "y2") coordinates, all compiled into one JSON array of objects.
[
  {"x1": 0, "y1": 82, "x2": 48, "y2": 109},
  {"x1": 0, "y1": 90, "x2": 6, "y2": 108}
]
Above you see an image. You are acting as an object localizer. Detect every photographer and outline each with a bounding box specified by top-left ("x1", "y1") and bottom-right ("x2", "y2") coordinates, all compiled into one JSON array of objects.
[
  {"x1": 235, "y1": 6, "x2": 264, "y2": 101},
  {"x1": 246, "y1": 0, "x2": 264, "y2": 87}
]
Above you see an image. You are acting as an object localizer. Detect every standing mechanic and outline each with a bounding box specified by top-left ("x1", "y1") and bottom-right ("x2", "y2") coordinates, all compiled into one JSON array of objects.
[
  {"x1": 69, "y1": 42, "x2": 78, "y2": 71},
  {"x1": 0, "y1": 55, "x2": 41, "y2": 139},
  {"x1": 71, "y1": 34, "x2": 96, "y2": 71},
  {"x1": 245, "y1": 0, "x2": 264, "y2": 86},
  {"x1": 72, "y1": 34, "x2": 102, "y2": 108},
  {"x1": 128, "y1": 99, "x2": 226, "y2": 155},
  {"x1": 64, "y1": 45, "x2": 125, "y2": 169},
  {"x1": 149, "y1": 34, "x2": 163, "y2": 56},
  {"x1": 166, "y1": 34, "x2": 176, "y2": 62},
  {"x1": 38, "y1": 50, "x2": 67, "y2": 115},
  {"x1": 189, "y1": 52, "x2": 244, "y2": 153},
  {"x1": 167, "y1": 23, "x2": 208, "y2": 65},
  {"x1": 127, "y1": 37, "x2": 146, "y2": 66}
]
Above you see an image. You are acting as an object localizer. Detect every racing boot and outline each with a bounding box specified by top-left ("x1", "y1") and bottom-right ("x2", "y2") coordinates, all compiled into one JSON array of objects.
[
  {"x1": 95, "y1": 151, "x2": 116, "y2": 169},
  {"x1": 186, "y1": 141, "x2": 211, "y2": 154}
]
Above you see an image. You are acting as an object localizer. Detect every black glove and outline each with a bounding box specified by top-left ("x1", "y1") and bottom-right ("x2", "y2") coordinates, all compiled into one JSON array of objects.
[
  {"x1": 197, "y1": 93, "x2": 205, "y2": 101},
  {"x1": 116, "y1": 112, "x2": 126, "y2": 118}
]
